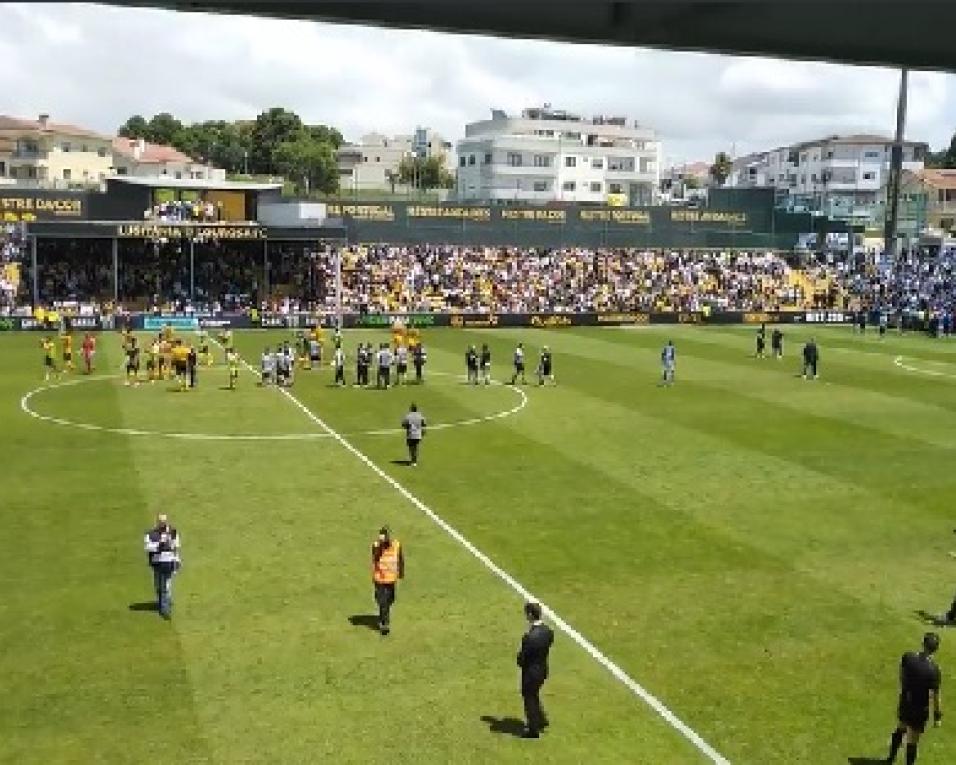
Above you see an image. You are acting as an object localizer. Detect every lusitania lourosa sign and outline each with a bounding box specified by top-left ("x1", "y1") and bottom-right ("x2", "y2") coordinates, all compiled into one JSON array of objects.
[
  {"x1": 0, "y1": 194, "x2": 84, "y2": 222},
  {"x1": 116, "y1": 224, "x2": 266, "y2": 240}
]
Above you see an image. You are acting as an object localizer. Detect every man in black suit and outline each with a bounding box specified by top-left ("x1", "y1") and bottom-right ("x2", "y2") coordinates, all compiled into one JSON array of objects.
[{"x1": 516, "y1": 601, "x2": 554, "y2": 738}]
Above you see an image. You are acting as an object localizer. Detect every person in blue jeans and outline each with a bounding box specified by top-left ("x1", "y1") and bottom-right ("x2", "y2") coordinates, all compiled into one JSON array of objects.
[{"x1": 144, "y1": 514, "x2": 181, "y2": 619}]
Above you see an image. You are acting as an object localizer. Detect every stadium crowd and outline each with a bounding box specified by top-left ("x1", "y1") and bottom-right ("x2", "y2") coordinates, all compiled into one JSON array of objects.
[{"x1": 7, "y1": 238, "x2": 956, "y2": 323}]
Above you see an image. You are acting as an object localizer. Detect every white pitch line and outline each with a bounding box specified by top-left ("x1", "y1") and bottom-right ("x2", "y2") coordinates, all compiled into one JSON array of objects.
[
  {"x1": 217, "y1": 337, "x2": 729, "y2": 764},
  {"x1": 893, "y1": 355, "x2": 956, "y2": 379},
  {"x1": 19, "y1": 371, "x2": 527, "y2": 441}
]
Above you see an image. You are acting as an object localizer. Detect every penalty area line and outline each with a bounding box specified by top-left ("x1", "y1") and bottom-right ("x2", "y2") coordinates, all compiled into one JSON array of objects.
[{"x1": 218, "y1": 338, "x2": 729, "y2": 764}]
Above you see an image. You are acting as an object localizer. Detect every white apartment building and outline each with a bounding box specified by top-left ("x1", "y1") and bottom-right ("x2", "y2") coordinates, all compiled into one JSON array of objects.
[
  {"x1": 455, "y1": 105, "x2": 660, "y2": 205},
  {"x1": 728, "y1": 134, "x2": 928, "y2": 221},
  {"x1": 337, "y1": 128, "x2": 454, "y2": 192}
]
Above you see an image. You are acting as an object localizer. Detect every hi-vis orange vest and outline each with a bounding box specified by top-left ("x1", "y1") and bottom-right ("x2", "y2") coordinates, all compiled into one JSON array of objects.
[{"x1": 373, "y1": 540, "x2": 401, "y2": 584}]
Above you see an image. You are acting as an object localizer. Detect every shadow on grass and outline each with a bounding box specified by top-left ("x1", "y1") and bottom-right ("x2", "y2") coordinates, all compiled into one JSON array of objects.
[
  {"x1": 479, "y1": 715, "x2": 525, "y2": 737},
  {"x1": 390, "y1": 459, "x2": 412, "y2": 467},
  {"x1": 347, "y1": 614, "x2": 380, "y2": 631},
  {"x1": 128, "y1": 601, "x2": 158, "y2": 612},
  {"x1": 847, "y1": 758, "x2": 888, "y2": 764},
  {"x1": 915, "y1": 609, "x2": 951, "y2": 627}
]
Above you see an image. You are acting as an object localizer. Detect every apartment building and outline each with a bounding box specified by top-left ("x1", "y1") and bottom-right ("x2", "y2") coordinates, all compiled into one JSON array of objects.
[
  {"x1": 728, "y1": 134, "x2": 927, "y2": 223},
  {"x1": 455, "y1": 105, "x2": 660, "y2": 205},
  {"x1": 337, "y1": 128, "x2": 454, "y2": 192},
  {"x1": 0, "y1": 114, "x2": 112, "y2": 188}
]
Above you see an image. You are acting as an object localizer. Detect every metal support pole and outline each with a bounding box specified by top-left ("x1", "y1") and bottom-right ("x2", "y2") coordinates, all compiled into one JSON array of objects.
[
  {"x1": 262, "y1": 239, "x2": 269, "y2": 306},
  {"x1": 189, "y1": 238, "x2": 195, "y2": 303},
  {"x1": 112, "y1": 237, "x2": 119, "y2": 304},
  {"x1": 334, "y1": 244, "x2": 343, "y2": 330},
  {"x1": 884, "y1": 68, "x2": 908, "y2": 260},
  {"x1": 31, "y1": 235, "x2": 38, "y2": 307}
]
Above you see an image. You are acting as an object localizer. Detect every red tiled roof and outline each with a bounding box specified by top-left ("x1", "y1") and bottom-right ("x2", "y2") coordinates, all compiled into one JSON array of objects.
[
  {"x1": 0, "y1": 115, "x2": 109, "y2": 140},
  {"x1": 914, "y1": 168, "x2": 956, "y2": 190},
  {"x1": 112, "y1": 137, "x2": 193, "y2": 165}
]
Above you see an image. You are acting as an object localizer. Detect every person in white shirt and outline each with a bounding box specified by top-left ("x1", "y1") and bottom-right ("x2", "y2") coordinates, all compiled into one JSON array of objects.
[
  {"x1": 143, "y1": 514, "x2": 181, "y2": 619},
  {"x1": 333, "y1": 346, "x2": 346, "y2": 386}
]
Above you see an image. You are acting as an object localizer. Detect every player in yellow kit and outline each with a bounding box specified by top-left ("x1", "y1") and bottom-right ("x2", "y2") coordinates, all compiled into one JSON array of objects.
[
  {"x1": 146, "y1": 337, "x2": 161, "y2": 382},
  {"x1": 171, "y1": 339, "x2": 191, "y2": 391},
  {"x1": 41, "y1": 337, "x2": 58, "y2": 381},
  {"x1": 226, "y1": 349, "x2": 240, "y2": 390},
  {"x1": 60, "y1": 332, "x2": 74, "y2": 372}
]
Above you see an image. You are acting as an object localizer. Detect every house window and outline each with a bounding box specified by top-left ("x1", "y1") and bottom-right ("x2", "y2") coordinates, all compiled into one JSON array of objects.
[
  {"x1": 608, "y1": 182, "x2": 623, "y2": 194},
  {"x1": 507, "y1": 152, "x2": 523, "y2": 167},
  {"x1": 375, "y1": 156, "x2": 381, "y2": 162},
  {"x1": 175, "y1": 172, "x2": 182, "y2": 179},
  {"x1": 533, "y1": 155, "x2": 551, "y2": 168},
  {"x1": 27, "y1": 166, "x2": 37, "y2": 179},
  {"x1": 533, "y1": 181, "x2": 548, "y2": 192},
  {"x1": 62, "y1": 168, "x2": 71, "y2": 180},
  {"x1": 864, "y1": 151, "x2": 880, "y2": 159},
  {"x1": 459, "y1": 156, "x2": 467, "y2": 167},
  {"x1": 565, "y1": 156, "x2": 576, "y2": 168},
  {"x1": 825, "y1": 150, "x2": 834, "y2": 159},
  {"x1": 81, "y1": 145, "x2": 88, "y2": 153},
  {"x1": 117, "y1": 167, "x2": 127, "y2": 175},
  {"x1": 0, "y1": 161, "x2": 5, "y2": 176},
  {"x1": 590, "y1": 182, "x2": 602, "y2": 193},
  {"x1": 62, "y1": 142, "x2": 71, "y2": 152},
  {"x1": 98, "y1": 147, "x2": 107, "y2": 157},
  {"x1": 863, "y1": 172, "x2": 875, "y2": 180},
  {"x1": 468, "y1": 155, "x2": 476, "y2": 166},
  {"x1": 562, "y1": 181, "x2": 576, "y2": 192},
  {"x1": 591, "y1": 158, "x2": 603, "y2": 169},
  {"x1": 484, "y1": 153, "x2": 492, "y2": 164},
  {"x1": 608, "y1": 156, "x2": 635, "y2": 172}
]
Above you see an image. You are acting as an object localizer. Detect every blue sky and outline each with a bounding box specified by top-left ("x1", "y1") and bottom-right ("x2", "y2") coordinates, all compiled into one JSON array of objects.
[{"x1": 1, "y1": 3, "x2": 953, "y2": 165}]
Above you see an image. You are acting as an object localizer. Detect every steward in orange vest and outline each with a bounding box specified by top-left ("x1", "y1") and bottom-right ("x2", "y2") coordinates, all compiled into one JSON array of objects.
[{"x1": 372, "y1": 526, "x2": 404, "y2": 636}]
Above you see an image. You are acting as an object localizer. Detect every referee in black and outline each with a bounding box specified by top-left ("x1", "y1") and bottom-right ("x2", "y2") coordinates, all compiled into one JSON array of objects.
[
  {"x1": 886, "y1": 632, "x2": 943, "y2": 764},
  {"x1": 516, "y1": 601, "x2": 554, "y2": 738},
  {"x1": 802, "y1": 337, "x2": 819, "y2": 380}
]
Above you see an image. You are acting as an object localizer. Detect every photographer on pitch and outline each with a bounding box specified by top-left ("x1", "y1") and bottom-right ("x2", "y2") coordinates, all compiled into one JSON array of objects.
[{"x1": 144, "y1": 514, "x2": 181, "y2": 619}]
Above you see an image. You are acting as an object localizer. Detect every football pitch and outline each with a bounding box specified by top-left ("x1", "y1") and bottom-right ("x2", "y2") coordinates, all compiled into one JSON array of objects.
[{"x1": 2, "y1": 324, "x2": 954, "y2": 764}]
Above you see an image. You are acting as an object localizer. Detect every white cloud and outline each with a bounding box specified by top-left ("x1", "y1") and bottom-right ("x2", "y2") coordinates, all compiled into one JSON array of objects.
[{"x1": 0, "y1": 2, "x2": 953, "y2": 165}]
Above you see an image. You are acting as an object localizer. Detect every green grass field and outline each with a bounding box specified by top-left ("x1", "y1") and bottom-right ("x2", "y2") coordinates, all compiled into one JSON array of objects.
[{"x1": 1, "y1": 324, "x2": 954, "y2": 764}]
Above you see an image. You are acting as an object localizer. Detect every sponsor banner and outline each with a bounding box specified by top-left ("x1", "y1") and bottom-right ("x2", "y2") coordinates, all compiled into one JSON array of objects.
[
  {"x1": 350, "y1": 313, "x2": 439, "y2": 329},
  {"x1": 501, "y1": 209, "x2": 566, "y2": 223},
  {"x1": 143, "y1": 316, "x2": 199, "y2": 331},
  {"x1": 116, "y1": 224, "x2": 265, "y2": 240},
  {"x1": 0, "y1": 191, "x2": 86, "y2": 222},
  {"x1": 596, "y1": 312, "x2": 649, "y2": 325},
  {"x1": 794, "y1": 311, "x2": 855, "y2": 324},
  {"x1": 326, "y1": 203, "x2": 396, "y2": 222}
]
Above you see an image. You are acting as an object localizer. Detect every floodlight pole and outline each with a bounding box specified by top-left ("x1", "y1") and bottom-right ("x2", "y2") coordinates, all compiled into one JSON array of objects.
[
  {"x1": 31, "y1": 234, "x2": 38, "y2": 307},
  {"x1": 334, "y1": 244, "x2": 343, "y2": 330},
  {"x1": 111, "y1": 237, "x2": 119, "y2": 304},
  {"x1": 883, "y1": 68, "x2": 908, "y2": 260}
]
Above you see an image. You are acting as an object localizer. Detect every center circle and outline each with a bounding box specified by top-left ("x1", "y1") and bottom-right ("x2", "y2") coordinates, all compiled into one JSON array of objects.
[{"x1": 20, "y1": 371, "x2": 528, "y2": 441}]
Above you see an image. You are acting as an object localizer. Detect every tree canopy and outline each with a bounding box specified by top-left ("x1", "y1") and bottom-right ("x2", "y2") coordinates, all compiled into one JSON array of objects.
[{"x1": 117, "y1": 108, "x2": 342, "y2": 193}]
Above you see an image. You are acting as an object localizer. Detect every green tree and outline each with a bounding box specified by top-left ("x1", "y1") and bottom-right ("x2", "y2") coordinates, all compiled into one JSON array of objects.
[
  {"x1": 398, "y1": 155, "x2": 454, "y2": 191},
  {"x1": 118, "y1": 115, "x2": 149, "y2": 139},
  {"x1": 249, "y1": 108, "x2": 305, "y2": 174},
  {"x1": 308, "y1": 125, "x2": 344, "y2": 150},
  {"x1": 709, "y1": 151, "x2": 733, "y2": 187},
  {"x1": 145, "y1": 113, "x2": 183, "y2": 146},
  {"x1": 273, "y1": 136, "x2": 338, "y2": 195}
]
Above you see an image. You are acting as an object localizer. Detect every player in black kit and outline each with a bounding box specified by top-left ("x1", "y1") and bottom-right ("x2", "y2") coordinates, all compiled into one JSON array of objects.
[
  {"x1": 802, "y1": 338, "x2": 819, "y2": 380},
  {"x1": 537, "y1": 346, "x2": 555, "y2": 386},
  {"x1": 466, "y1": 345, "x2": 479, "y2": 385},
  {"x1": 885, "y1": 633, "x2": 943, "y2": 765},
  {"x1": 771, "y1": 327, "x2": 783, "y2": 360},
  {"x1": 412, "y1": 343, "x2": 426, "y2": 383},
  {"x1": 755, "y1": 325, "x2": 766, "y2": 359},
  {"x1": 480, "y1": 343, "x2": 492, "y2": 385}
]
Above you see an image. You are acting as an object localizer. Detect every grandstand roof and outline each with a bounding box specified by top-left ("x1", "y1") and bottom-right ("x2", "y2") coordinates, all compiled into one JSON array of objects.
[
  {"x1": 106, "y1": 176, "x2": 282, "y2": 192},
  {"x1": 109, "y1": 1, "x2": 956, "y2": 72}
]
